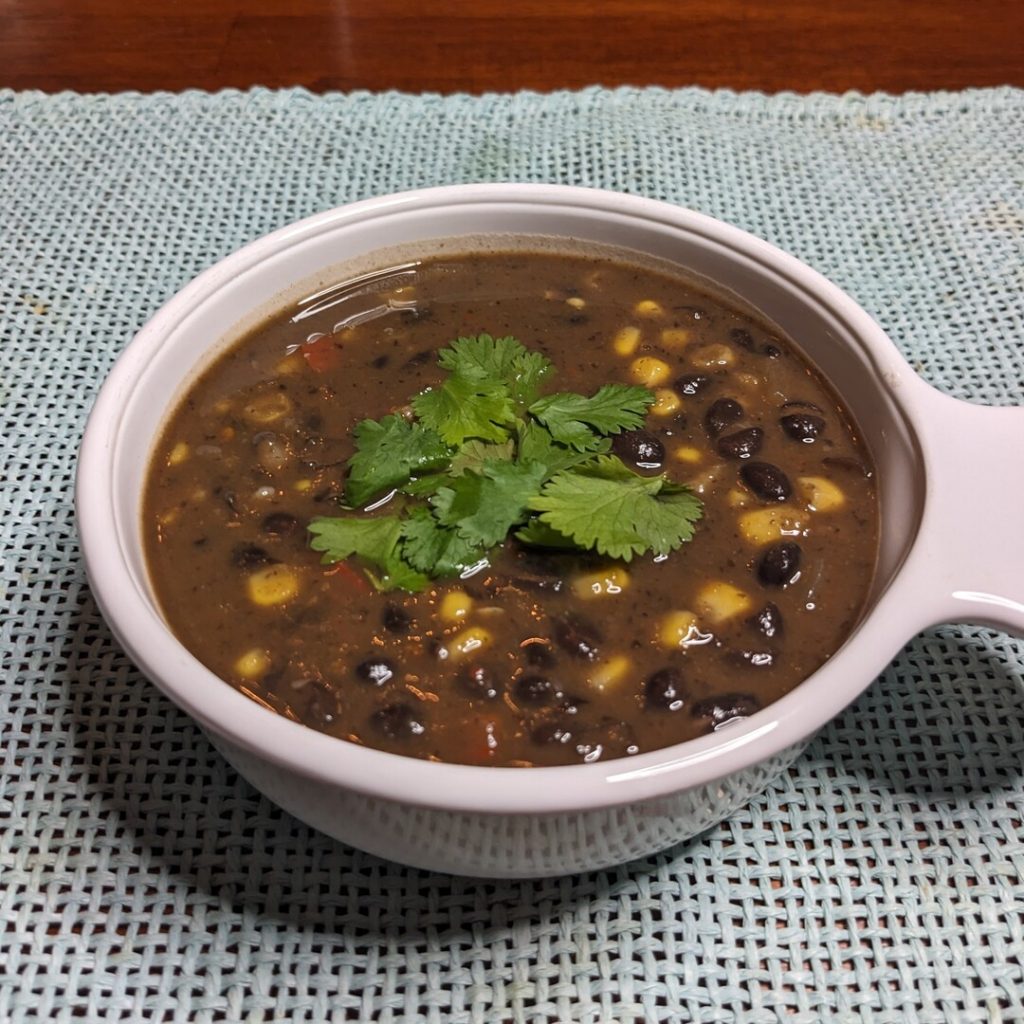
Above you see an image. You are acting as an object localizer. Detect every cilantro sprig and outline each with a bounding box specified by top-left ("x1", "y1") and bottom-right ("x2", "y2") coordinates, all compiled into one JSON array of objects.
[{"x1": 308, "y1": 334, "x2": 703, "y2": 591}]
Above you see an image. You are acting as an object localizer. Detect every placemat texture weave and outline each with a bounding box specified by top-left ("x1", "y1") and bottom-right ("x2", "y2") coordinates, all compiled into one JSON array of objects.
[{"x1": 2, "y1": 85, "x2": 1023, "y2": 1023}]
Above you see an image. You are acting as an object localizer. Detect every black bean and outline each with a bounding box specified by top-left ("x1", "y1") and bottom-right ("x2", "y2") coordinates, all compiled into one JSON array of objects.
[
  {"x1": 554, "y1": 615, "x2": 602, "y2": 662},
  {"x1": 691, "y1": 693, "x2": 762, "y2": 729},
  {"x1": 231, "y1": 544, "x2": 278, "y2": 569},
  {"x1": 514, "y1": 674, "x2": 558, "y2": 706},
  {"x1": 749, "y1": 602, "x2": 784, "y2": 639},
  {"x1": 529, "y1": 714, "x2": 575, "y2": 746},
  {"x1": 644, "y1": 667, "x2": 687, "y2": 711},
  {"x1": 402, "y1": 349, "x2": 433, "y2": 369},
  {"x1": 355, "y1": 657, "x2": 396, "y2": 686},
  {"x1": 459, "y1": 665, "x2": 501, "y2": 700},
  {"x1": 740, "y1": 461, "x2": 792, "y2": 502},
  {"x1": 781, "y1": 413, "x2": 826, "y2": 442},
  {"x1": 371, "y1": 354, "x2": 390, "y2": 369},
  {"x1": 260, "y1": 512, "x2": 301, "y2": 537},
  {"x1": 757, "y1": 542, "x2": 802, "y2": 587},
  {"x1": 730, "y1": 326, "x2": 781, "y2": 358},
  {"x1": 370, "y1": 702, "x2": 426, "y2": 739},
  {"x1": 729, "y1": 327, "x2": 758, "y2": 351},
  {"x1": 382, "y1": 603, "x2": 412, "y2": 634},
  {"x1": 675, "y1": 373, "x2": 711, "y2": 397},
  {"x1": 718, "y1": 427, "x2": 764, "y2": 460},
  {"x1": 611, "y1": 429, "x2": 665, "y2": 473},
  {"x1": 521, "y1": 639, "x2": 556, "y2": 667},
  {"x1": 704, "y1": 397, "x2": 744, "y2": 436}
]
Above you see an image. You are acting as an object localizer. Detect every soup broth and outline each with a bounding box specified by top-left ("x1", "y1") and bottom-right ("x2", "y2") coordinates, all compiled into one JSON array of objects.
[{"x1": 143, "y1": 245, "x2": 878, "y2": 766}]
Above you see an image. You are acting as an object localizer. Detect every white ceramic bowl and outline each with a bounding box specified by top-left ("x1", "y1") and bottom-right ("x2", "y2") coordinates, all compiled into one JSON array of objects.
[{"x1": 76, "y1": 184, "x2": 1024, "y2": 877}]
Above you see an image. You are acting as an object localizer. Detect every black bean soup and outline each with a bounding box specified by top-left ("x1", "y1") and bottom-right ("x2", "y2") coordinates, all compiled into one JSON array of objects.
[{"x1": 143, "y1": 246, "x2": 878, "y2": 767}]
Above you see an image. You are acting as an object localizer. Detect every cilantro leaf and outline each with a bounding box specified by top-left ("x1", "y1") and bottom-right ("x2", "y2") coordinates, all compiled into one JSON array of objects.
[
  {"x1": 400, "y1": 472, "x2": 449, "y2": 497},
  {"x1": 438, "y1": 334, "x2": 553, "y2": 405},
  {"x1": 449, "y1": 438, "x2": 515, "y2": 476},
  {"x1": 433, "y1": 459, "x2": 548, "y2": 548},
  {"x1": 517, "y1": 420, "x2": 611, "y2": 477},
  {"x1": 400, "y1": 507, "x2": 487, "y2": 577},
  {"x1": 412, "y1": 373, "x2": 516, "y2": 445},
  {"x1": 345, "y1": 414, "x2": 451, "y2": 507},
  {"x1": 529, "y1": 385, "x2": 654, "y2": 449},
  {"x1": 515, "y1": 519, "x2": 578, "y2": 549},
  {"x1": 308, "y1": 515, "x2": 429, "y2": 592},
  {"x1": 528, "y1": 455, "x2": 703, "y2": 560}
]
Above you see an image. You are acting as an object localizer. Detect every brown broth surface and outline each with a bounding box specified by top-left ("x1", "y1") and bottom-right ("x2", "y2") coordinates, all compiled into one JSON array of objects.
[{"x1": 143, "y1": 248, "x2": 878, "y2": 766}]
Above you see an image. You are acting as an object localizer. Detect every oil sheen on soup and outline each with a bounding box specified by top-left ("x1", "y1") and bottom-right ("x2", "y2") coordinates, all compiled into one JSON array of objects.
[{"x1": 143, "y1": 246, "x2": 879, "y2": 767}]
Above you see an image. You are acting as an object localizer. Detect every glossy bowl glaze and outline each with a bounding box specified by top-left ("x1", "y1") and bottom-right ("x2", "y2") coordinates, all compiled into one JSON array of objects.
[{"x1": 76, "y1": 184, "x2": 1024, "y2": 877}]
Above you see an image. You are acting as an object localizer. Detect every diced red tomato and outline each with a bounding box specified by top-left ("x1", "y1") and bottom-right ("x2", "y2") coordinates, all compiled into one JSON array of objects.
[
  {"x1": 324, "y1": 561, "x2": 371, "y2": 593},
  {"x1": 300, "y1": 335, "x2": 339, "y2": 373}
]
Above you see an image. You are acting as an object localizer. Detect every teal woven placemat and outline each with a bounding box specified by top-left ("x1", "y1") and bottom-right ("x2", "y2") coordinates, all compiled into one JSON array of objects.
[{"x1": 2, "y1": 85, "x2": 1023, "y2": 1022}]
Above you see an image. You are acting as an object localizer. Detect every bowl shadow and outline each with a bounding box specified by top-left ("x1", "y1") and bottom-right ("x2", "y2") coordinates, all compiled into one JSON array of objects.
[
  {"x1": 64, "y1": 588, "x2": 1024, "y2": 942},
  {"x1": 810, "y1": 625, "x2": 1024, "y2": 801}
]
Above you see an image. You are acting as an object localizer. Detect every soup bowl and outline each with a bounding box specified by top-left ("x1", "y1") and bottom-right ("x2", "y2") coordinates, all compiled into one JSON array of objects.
[{"x1": 76, "y1": 184, "x2": 1024, "y2": 877}]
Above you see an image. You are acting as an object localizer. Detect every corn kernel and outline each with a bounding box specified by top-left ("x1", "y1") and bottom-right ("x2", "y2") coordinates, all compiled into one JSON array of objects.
[
  {"x1": 660, "y1": 328, "x2": 691, "y2": 348},
  {"x1": 572, "y1": 567, "x2": 631, "y2": 599},
  {"x1": 738, "y1": 505, "x2": 806, "y2": 546},
  {"x1": 629, "y1": 356, "x2": 672, "y2": 386},
  {"x1": 588, "y1": 655, "x2": 631, "y2": 692},
  {"x1": 634, "y1": 299, "x2": 664, "y2": 318},
  {"x1": 658, "y1": 610, "x2": 702, "y2": 649},
  {"x1": 157, "y1": 508, "x2": 179, "y2": 527},
  {"x1": 448, "y1": 627, "x2": 492, "y2": 659},
  {"x1": 213, "y1": 398, "x2": 232, "y2": 415},
  {"x1": 439, "y1": 590, "x2": 473, "y2": 622},
  {"x1": 566, "y1": 296, "x2": 586, "y2": 309},
  {"x1": 167, "y1": 441, "x2": 189, "y2": 466},
  {"x1": 234, "y1": 648, "x2": 270, "y2": 679},
  {"x1": 613, "y1": 325, "x2": 641, "y2": 357},
  {"x1": 294, "y1": 479, "x2": 313, "y2": 493},
  {"x1": 243, "y1": 392, "x2": 293, "y2": 425},
  {"x1": 690, "y1": 344, "x2": 736, "y2": 369},
  {"x1": 275, "y1": 352, "x2": 305, "y2": 375},
  {"x1": 674, "y1": 445, "x2": 703, "y2": 465},
  {"x1": 727, "y1": 488, "x2": 749, "y2": 508},
  {"x1": 798, "y1": 476, "x2": 846, "y2": 512},
  {"x1": 247, "y1": 565, "x2": 299, "y2": 606},
  {"x1": 219, "y1": 426, "x2": 236, "y2": 442},
  {"x1": 190, "y1": 487, "x2": 208, "y2": 503},
  {"x1": 696, "y1": 582, "x2": 752, "y2": 624},
  {"x1": 651, "y1": 388, "x2": 681, "y2": 416}
]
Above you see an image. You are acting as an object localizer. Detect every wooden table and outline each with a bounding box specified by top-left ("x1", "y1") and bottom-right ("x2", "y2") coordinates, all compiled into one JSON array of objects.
[{"x1": 2, "y1": 0, "x2": 1022, "y2": 94}]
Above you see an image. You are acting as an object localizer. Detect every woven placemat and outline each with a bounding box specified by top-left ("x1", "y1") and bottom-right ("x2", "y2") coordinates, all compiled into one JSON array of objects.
[{"x1": 2, "y1": 85, "x2": 1023, "y2": 1022}]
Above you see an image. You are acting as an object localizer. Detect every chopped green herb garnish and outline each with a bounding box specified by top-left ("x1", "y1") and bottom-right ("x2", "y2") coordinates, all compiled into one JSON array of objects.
[
  {"x1": 529, "y1": 384, "x2": 654, "y2": 449},
  {"x1": 345, "y1": 414, "x2": 451, "y2": 507},
  {"x1": 432, "y1": 459, "x2": 549, "y2": 548},
  {"x1": 308, "y1": 334, "x2": 703, "y2": 591},
  {"x1": 528, "y1": 455, "x2": 703, "y2": 560},
  {"x1": 308, "y1": 515, "x2": 430, "y2": 592}
]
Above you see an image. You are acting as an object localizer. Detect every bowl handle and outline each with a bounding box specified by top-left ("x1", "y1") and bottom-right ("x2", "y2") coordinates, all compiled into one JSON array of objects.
[{"x1": 908, "y1": 386, "x2": 1024, "y2": 635}]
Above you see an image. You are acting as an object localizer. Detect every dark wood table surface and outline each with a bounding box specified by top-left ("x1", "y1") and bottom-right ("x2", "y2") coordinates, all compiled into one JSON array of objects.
[{"x1": 2, "y1": 0, "x2": 1022, "y2": 95}]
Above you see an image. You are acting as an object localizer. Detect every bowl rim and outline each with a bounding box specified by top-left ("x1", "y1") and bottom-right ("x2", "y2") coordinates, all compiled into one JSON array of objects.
[{"x1": 76, "y1": 182, "x2": 932, "y2": 815}]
